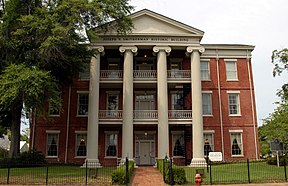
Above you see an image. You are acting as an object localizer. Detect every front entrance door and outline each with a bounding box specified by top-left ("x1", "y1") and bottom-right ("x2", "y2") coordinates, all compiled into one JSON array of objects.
[
  {"x1": 140, "y1": 142, "x2": 150, "y2": 165},
  {"x1": 135, "y1": 134, "x2": 155, "y2": 166}
]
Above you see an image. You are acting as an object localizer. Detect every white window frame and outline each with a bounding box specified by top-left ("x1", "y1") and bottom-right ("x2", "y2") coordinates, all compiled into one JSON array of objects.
[
  {"x1": 203, "y1": 130, "x2": 215, "y2": 157},
  {"x1": 171, "y1": 91, "x2": 184, "y2": 110},
  {"x1": 77, "y1": 91, "x2": 89, "y2": 117},
  {"x1": 105, "y1": 131, "x2": 119, "y2": 158},
  {"x1": 229, "y1": 130, "x2": 244, "y2": 157},
  {"x1": 227, "y1": 91, "x2": 241, "y2": 116},
  {"x1": 171, "y1": 131, "x2": 185, "y2": 157},
  {"x1": 106, "y1": 91, "x2": 120, "y2": 109},
  {"x1": 202, "y1": 91, "x2": 213, "y2": 116},
  {"x1": 200, "y1": 60, "x2": 210, "y2": 81},
  {"x1": 225, "y1": 59, "x2": 238, "y2": 81},
  {"x1": 79, "y1": 63, "x2": 90, "y2": 80},
  {"x1": 46, "y1": 130, "x2": 60, "y2": 158},
  {"x1": 75, "y1": 131, "x2": 87, "y2": 158}
]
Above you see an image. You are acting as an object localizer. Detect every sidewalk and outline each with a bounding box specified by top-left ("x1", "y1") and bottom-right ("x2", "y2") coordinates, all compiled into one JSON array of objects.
[{"x1": 130, "y1": 166, "x2": 166, "y2": 186}]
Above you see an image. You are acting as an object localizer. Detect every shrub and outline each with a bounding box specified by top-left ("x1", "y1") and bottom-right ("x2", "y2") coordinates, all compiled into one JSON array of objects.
[
  {"x1": 156, "y1": 159, "x2": 187, "y2": 185},
  {"x1": 111, "y1": 161, "x2": 134, "y2": 184},
  {"x1": 0, "y1": 147, "x2": 8, "y2": 159},
  {"x1": 267, "y1": 156, "x2": 287, "y2": 166},
  {"x1": 0, "y1": 150, "x2": 46, "y2": 168}
]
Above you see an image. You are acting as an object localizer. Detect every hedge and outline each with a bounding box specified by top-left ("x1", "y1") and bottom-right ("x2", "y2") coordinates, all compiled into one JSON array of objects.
[
  {"x1": 156, "y1": 159, "x2": 187, "y2": 185},
  {"x1": 111, "y1": 161, "x2": 134, "y2": 184}
]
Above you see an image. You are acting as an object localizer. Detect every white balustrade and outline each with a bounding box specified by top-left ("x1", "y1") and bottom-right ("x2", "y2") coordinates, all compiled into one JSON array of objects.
[
  {"x1": 167, "y1": 70, "x2": 191, "y2": 79},
  {"x1": 133, "y1": 70, "x2": 157, "y2": 79},
  {"x1": 168, "y1": 110, "x2": 192, "y2": 119},
  {"x1": 100, "y1": 70, "x2": 123, "y2": 79},
  {"x1": 133, "y1": 110, "x2": 158, "y2": 119},
  {"x1": 99, "y1": 110, "x2": 122, "y2": 119}
]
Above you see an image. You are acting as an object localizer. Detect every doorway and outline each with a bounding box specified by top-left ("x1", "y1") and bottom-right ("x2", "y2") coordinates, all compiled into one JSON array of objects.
[{"x1": 135, "y1": 134, "x2": 155, "y2": 165}]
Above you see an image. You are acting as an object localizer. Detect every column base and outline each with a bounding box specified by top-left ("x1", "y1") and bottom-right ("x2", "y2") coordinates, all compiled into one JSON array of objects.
[
  {"x1": 189, "y1": 158, "x2": 207, "y2": 167},
  {"x1": 82, "y1": 159, "x2": 102, "y2": 168}
]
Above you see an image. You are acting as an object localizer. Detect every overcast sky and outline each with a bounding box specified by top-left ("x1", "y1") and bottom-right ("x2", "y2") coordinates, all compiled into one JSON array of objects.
[{"x1": 131, "y1": 0, "x2": 288, "y2": 125}]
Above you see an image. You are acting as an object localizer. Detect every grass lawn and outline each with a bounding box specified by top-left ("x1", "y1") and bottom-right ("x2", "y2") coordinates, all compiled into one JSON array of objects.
[
  {"x1": 0, "y1": 165, "x2": 117, "y2": 185},
  {"x1": 181, "y1": 161, "x2": 287, "y2": 185}
]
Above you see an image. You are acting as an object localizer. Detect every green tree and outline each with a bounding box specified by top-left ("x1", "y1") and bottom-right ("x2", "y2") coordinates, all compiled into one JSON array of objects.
[
  {"x1": 259, "y1": 48, "x2": 288, "y2": 156},
  {"x1": 0, "y1": 0, "x2": 133, "y2": 157}
]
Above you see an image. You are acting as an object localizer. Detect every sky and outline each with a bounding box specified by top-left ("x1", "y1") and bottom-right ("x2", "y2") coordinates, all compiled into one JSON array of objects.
[{"x1": 130, "y1": 0, "x2": 288, "y2": 125}]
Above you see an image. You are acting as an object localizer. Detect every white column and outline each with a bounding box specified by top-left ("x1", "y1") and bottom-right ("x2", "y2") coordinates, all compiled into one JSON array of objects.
[
  {"x1": 84, "y1": 46, "x2": 104, "y2": 168},
  {"x1": 186, "y1": 46, "x2": 206, "y2": 166},
  {"x1": 153, "y1": 46, "x2": 171, "y2": 159},
  {"x1": 119, "y1": 46, "x2": 137, "y2": 161}
]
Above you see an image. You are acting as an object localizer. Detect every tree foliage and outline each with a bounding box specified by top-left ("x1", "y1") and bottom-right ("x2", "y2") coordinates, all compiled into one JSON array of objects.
[
  {"x1": 259, "y1": 48, "x2": 288, "y2": 157},
  {"x1": 0, "y1": 0, "x2": 133, "y2": 157}
]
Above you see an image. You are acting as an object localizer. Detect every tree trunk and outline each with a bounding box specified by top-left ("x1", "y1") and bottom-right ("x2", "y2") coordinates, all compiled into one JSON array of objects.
[{"x1": 9, "y1": 103, "x2": 23, "y2": 158}]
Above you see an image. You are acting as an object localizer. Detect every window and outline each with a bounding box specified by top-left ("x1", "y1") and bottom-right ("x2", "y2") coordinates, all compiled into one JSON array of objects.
[
  {"x1": 107, "y1": 93, "x2": 119, "y2": 117},
  {"x1": 172, "y1": 132, "x2": 185, "y2": 157},
  {"x1": 105, "y1": 133, "x2": 118, "y2": 157},
  {"x1": 79, "y1": 63, "x2": 90, "y2": 80},
  {"x1": 225, "y1": 61, "x2": 238, "y2": 80},
  {"x1": 202, "y1": 93, "x2": 212, "y2": 115},
  {"x1": 75, "y1": 133, "x2": 87, "y2": 157},
  {"x1": 171, "y1": 92, "x2": 184, "y2": 110},
  {"x1": 46, "y1": 132, "x2": 59, "y2": 157},
  {"x1": 230, "y1": 132, "x2": 243, "y2": 156},
  {"x1": 228, "y1": 93, "x2": 240, "y2": 115},
  {"x1": 78, "y1": 93, "x2": 89, "y2": 116},
  {"x1": 203, "y1": 132, "x2": 214, "y2": 157},
  {"x1": 200, "y1": 61, "x2": 210, "y2": 80}
]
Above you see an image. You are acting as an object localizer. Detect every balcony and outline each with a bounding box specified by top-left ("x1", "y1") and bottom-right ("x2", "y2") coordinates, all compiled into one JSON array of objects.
[
  {"x1": 98, "y1": 110, "x2": 192, "y2": 121},
  {"x1": 99, "y1": 70, "x2": 191, "y2": 82}
]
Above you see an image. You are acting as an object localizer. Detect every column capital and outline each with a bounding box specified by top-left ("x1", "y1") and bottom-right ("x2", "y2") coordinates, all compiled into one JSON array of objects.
[
  {"x1": 186, "y1": 46, "x2": 205, "y2": 55},
  {"x1": 90, "y1": 46, "x2": 105, "y2": 56},
  {"x1": 119, "y1": 46, "x2": 138, "y2": 54},
  {"x1": 153, "y1": 46, "x2": 171, "y2": 54}
]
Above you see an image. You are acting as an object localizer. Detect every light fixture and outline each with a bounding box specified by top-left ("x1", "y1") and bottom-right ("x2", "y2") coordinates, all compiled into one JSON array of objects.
[
  {"x1": 144, "y1": 131, "x2": 148, "y2": 136},
  {"x1": 144, "y1": 54, "x2": 147, "y2": 58}
]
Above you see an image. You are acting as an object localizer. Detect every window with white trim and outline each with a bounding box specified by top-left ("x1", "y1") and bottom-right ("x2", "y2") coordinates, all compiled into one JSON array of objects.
[
  {"x1": 200, "y1": 61, "x2": 210, "y2": 80},
  {"x1": 228, "y1": 93, "x2": 240, "y2": 115},
  {"x1": 202, "y1": 93, "x2": 212, "y2": 115},
  {"x1": 75, "y1": 133, "x2": 87, "y2": 157},
  {"x1": 203, "y1": 133, "x2": 214, "y2": 157},
  {"x1": 79, "y1": 63, "x2": 90, "y2": 80},
  {"x1": 230, "y1": 132, "x2": 243, "y2": 156},
  {"x1": 171, "y1": 92, "x2": 184, "y2": 110},
  {"x1": 107, "y1": 93, "x2": 119, "y2": 116},
  {"x1": 77, "y1": 93, "x2": 89, "y2": 116},
  {"x1": 105, "y1": 133, "x2": 118, "y2": 157},
  {"x1": 225, "y1": 61, "x2": 238, "y2": 80},
  {"x1": 46, "y1": 133, "x2": 59, "y2": 157},
  {"x1": 172, "y1": 132, "x2": 185, "y2": 157}
]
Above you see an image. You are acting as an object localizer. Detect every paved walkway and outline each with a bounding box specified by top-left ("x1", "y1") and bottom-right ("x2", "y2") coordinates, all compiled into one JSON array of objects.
[{"x1": 130, "y1": 166, "x2": 166, "y2": 186}]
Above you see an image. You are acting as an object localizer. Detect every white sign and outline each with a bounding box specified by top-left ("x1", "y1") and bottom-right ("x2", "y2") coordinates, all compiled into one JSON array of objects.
[{"x1": 208, "y1": 152, "x2": 223, "y2": 162}]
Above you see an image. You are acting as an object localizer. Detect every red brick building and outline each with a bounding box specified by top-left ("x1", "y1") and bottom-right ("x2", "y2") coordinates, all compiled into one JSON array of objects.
[{"x1": 30, "y1": 9, "x2": 259, "y2": 166}]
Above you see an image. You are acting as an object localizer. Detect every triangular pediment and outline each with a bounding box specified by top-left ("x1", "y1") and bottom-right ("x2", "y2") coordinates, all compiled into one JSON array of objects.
[
  {"x1": 130, "y1": 9, "x2": 204, "y2": 37},
  {"x1": 99, "y1": 9, "x2": 204, "y2": 38}
]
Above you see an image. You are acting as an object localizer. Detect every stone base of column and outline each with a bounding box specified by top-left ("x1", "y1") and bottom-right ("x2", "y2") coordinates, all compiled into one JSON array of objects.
[
  {"x1": 82, "y1": 159, "x2": 102, "y2": 168},
  {"x1": 189, "y1": 158, "x2": 207, "y2": 167}
]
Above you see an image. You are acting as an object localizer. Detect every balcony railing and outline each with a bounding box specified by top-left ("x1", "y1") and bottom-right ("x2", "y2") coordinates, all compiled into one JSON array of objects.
[
  {"x1": 98, "y1": 110, "x2": 192, "y2": 120},
  {"x1": 168, "y1": 110, "x2": 192, "y2": 119},
  {"x1": 133, "y1": 110, "x2": 158, "y2": 119},
  {"x1": 98, "y1": 70, "x2": 191, "y2": 81},
  {"x1": 167, "y1": 70, "x2": 191, "y2": 80},
  {"x1": 133, "y1": 70, "x2": 157, "y2": 80},
  {"x1": 99, "y1": 110, "x2": 123, "y2": 119},
  {"x1": 100, "y1": 70, "x2": 123, "y2": 80}
]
